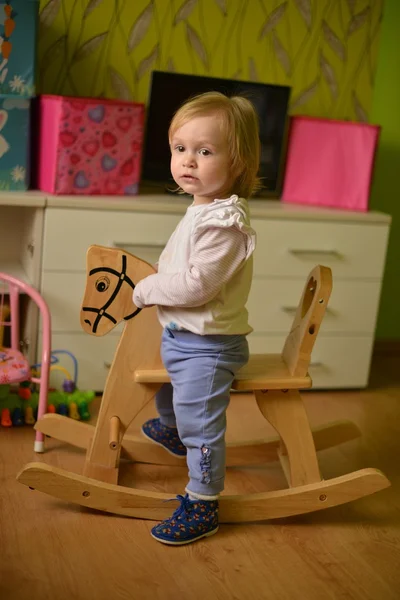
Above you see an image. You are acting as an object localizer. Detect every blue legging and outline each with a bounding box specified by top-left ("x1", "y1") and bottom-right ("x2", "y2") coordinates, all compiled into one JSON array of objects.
[{"x1": 155, "y1": 328, "x2": 249, "y2": 498}]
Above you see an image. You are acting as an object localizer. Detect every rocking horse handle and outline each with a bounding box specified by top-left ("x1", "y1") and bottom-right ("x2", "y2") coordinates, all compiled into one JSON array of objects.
[
  {"x1": 282, "y1": 264, "x2": 333, "y2": 378},
  {"x1": 109, "y1": 416, "x2": 121, "y2": 450}
]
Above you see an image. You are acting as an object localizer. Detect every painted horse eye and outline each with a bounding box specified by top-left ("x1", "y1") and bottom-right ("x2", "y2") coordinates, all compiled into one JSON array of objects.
[{"x1": 95, "y1": 276, "x2": 110, "y2": 292}]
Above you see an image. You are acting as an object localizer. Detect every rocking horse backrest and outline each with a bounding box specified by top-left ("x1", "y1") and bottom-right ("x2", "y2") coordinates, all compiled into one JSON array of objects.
[{"x1": 282, "y1": 265, "x2": 332, "y2": 377}]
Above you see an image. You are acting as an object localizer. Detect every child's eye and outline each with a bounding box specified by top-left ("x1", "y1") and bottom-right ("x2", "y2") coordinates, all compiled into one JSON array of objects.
[
  {"x1": 199, "y1": 149, "x2": 211, "y2": 156},
  {"x1": 175, "y1": 145, "x2": 185, "y2": 152}
]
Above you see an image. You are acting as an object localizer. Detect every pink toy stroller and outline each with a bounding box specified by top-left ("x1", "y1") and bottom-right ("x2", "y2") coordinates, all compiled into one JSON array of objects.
[{"x1": 0, "y1": 272, "x2": 51, "y2": 451}]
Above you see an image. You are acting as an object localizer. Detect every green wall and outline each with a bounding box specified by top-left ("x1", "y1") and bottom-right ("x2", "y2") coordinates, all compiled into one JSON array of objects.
[
  {"x1": 370, "y1": 0, "x2": 400, "y2": 339},
  {"x1": 37, "y1": 0, "x2": 383, "y2": 121}
]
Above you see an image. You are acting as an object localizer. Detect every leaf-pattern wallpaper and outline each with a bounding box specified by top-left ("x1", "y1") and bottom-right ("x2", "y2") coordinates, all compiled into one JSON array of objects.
[{"x1": 37, "y1": 0, "x2": 384, "y2": 122}]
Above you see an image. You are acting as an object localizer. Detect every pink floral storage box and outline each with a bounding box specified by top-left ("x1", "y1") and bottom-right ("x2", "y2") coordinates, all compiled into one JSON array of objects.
[
  {"x1": 37, "y1": 95, "x2": 145, "y2": 195},
  {"x1": 282, "y1": 116, "x2": 380, "y2": 212}
]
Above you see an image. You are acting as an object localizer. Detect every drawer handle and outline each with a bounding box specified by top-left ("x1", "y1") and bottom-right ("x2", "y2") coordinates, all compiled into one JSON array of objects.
[
  {"x1": 288, "y1": 249, "x2": 342, "y2": 259},
  {"x1": 282, "y1": 306, "x2": 333, "y2": 315},
  {"x1": 111, "y1": 241, "x2": 166, "y2": 249}
]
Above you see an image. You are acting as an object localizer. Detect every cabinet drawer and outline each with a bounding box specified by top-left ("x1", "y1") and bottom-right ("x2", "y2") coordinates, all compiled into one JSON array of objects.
[
  {"x1": 39, "y1": 333, "x2": 120, "y2": 392},
  {"x1": 248, "y1": 278, "x2": 381, "y2": 335},
  {"x1": 42, "y1": 332, "x2": 373, "y2": 392},
  {"x1": 43, "y1": 271, "x2": 382, "y2": 336},
  {"x1": 43, "y1": 208, "x2": 181, "y2": 271},
  {"x1": 252, "y1": 218, "x2": 389, "y2": 279},
  {"x1": 247, "y1": 334, "x2": 373, "y2": 389}
]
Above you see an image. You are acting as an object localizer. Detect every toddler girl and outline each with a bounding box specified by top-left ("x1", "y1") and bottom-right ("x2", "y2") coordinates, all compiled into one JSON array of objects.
[{"x1": 133, "y1": 91, "x2": 260, "y2": 545}]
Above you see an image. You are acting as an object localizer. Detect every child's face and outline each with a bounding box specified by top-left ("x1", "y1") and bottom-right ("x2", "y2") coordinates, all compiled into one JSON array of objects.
[{"x1": 170, "y1": 114, "x2": 233, "y2": 205}]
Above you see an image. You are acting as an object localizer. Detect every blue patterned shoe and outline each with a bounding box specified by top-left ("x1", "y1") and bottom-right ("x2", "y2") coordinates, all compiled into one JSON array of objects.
[
  {"x1": 142, "y1": 418, "x2": 187, "y2": 457},
  {"x1": 151, "y1": 494, "x2": 219, "y2": 545}
]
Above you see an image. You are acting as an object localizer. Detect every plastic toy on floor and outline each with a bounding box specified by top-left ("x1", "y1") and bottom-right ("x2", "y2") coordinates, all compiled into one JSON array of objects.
[
  {"x1": 32, "y1": 349, "x2": 95, "y2": 421},
  {"x1": 0, "y1": 350, "x2": 96, "y2": 427}
]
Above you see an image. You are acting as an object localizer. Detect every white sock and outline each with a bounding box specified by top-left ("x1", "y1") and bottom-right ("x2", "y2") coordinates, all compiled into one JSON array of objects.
[{"x1": 186, "y1": 488, "x2": 219, "y2": 502}]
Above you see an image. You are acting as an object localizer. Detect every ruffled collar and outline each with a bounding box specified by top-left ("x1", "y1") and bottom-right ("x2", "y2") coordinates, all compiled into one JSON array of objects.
[
  {"x1": 189, "y1": 194, "x2": 246, "y2": 210},
  {"x1": 190, "y1": 195, "x2": 256, "y2": 258}
]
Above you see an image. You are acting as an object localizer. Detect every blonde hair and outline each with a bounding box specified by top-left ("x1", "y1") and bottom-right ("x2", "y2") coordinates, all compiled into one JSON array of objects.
[{"x1": 168, "y1": 91, "x2": 261, "y2": 198}]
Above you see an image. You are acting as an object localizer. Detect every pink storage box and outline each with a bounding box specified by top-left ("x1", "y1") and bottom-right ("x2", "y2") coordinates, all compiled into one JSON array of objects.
[
  {"x1": 37, "y1": 95, "x2": 145, "y2": 195},
  {"x1": 282, "y1": 116, "x2": 380, "y2": 212}
]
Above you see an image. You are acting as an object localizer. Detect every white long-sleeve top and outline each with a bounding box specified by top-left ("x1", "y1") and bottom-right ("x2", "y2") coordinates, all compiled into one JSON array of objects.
[{"x1": 133, "y1": 195, "x2": 257, "y2": 335}]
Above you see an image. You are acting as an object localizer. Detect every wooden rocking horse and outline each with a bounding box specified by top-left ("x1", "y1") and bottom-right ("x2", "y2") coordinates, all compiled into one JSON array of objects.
[{"x1": 17, "y1": 245, "x2": 390, "y2": 522}]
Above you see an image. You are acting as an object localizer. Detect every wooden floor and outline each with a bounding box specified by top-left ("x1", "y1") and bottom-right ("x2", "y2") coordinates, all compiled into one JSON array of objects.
[{"x1": 1, "y1": 354, "x2": 400, "y2": 600}]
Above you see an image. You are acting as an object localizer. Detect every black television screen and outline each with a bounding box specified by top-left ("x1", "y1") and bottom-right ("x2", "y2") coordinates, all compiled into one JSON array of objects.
[{"x1": 141, "y1": 70, "x2": 291, "y2": 198}]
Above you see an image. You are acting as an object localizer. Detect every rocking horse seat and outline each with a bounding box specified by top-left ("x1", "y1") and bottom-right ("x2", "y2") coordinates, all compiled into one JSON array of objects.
[{"x1": 134, "y1": 353, "x2": 312, "y2": 391}]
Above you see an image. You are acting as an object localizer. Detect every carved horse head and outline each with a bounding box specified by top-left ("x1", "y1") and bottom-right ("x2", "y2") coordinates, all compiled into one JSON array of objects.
[{"x1": 80, "y1": 245, "x2": 154, "y2": 336}]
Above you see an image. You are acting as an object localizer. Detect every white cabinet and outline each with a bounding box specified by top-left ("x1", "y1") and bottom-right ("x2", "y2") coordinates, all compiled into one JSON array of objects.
[
  {"x1": 0, "y1": 192, "x2": 391, "y2": 391},
  {"x1": 0, "y1": 195, "x2": 45, "y2": 287},
  {"x1": 40, "y1": 194, "x2": 390, "y2": 391}
]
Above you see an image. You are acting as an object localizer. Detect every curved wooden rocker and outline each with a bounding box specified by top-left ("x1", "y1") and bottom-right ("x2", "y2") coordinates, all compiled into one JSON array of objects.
[{"x1": 17, "y1": 245, "x2": 390, "y2": 522}]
